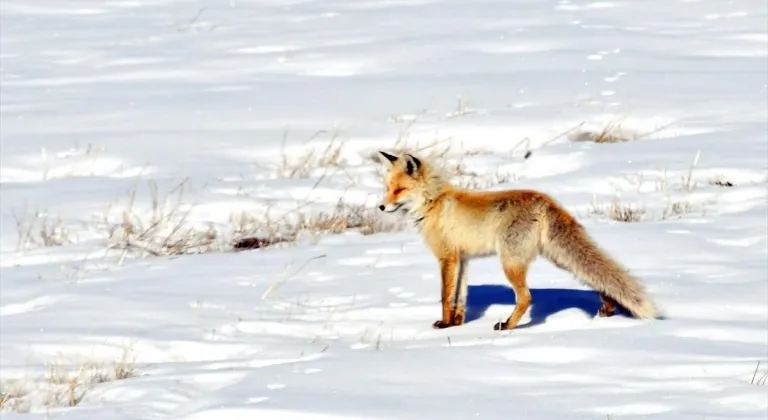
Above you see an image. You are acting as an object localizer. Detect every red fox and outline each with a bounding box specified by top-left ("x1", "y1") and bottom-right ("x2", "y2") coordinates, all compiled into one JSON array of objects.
[{"x1": 376, "y1": 150, "x2": 659, "y2": 331}]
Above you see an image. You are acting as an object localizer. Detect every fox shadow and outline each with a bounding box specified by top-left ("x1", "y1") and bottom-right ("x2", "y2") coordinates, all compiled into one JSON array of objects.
[{"x1": 465, "y1": 284, "x2": 628, "y2": 328}]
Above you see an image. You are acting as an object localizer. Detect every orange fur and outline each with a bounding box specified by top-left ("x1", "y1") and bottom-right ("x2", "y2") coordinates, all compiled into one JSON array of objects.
[{"x1": 377, "y1": 150, "x2": 660, "y2": 331}]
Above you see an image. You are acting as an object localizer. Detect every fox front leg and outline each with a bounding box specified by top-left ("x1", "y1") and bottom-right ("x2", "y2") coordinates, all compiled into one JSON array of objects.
[
  {"x1": 451, "y1": 257, "x2": 469, "y2": 326},
  {"x1": 433, "y1": 255, "x2": 461, "y2": 329}
]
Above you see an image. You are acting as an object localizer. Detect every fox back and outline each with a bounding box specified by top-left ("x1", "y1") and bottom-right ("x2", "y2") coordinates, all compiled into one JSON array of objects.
[{"x1": 377, "y1": 150, "x2": 554, "y2": 258}]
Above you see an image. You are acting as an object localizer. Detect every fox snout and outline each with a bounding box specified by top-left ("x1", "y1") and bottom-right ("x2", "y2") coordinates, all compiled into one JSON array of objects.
[{"x1": 378, "y1": 202, "x2": 404, "y2": 213}]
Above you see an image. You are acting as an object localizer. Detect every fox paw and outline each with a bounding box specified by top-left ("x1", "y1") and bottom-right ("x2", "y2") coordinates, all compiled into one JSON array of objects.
[
  {"x1": 432, "y1": 320, "x2": 453, "y2": 329},
  {"x1": 597, "y1": 305, "x2": 616, "y2": 318},
  {"x1": 493, "y1": 321, "x2": 509, "y2": 331}
]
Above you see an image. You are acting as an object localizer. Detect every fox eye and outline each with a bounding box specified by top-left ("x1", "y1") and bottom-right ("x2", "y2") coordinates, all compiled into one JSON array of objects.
[{"x1": 392, "y1": 188, "x2": 405, "y2": 195}]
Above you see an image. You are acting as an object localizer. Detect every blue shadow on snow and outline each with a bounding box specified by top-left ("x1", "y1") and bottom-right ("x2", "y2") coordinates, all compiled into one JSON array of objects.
[{"x1": 465, "y1": 284, "x2": 629, "y2": 328}]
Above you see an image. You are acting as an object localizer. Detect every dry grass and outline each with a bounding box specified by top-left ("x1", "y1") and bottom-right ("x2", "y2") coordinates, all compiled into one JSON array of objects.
[
  {"x1": 105, "y1": 178, "x2": 225, "y2": 258},
  {"x1": 447, "y1": 162, "x2": 522, "y2": 189},
  {"x1": 371, "y1": 138, "x2": 454, "y2": 167},
  {"x1": 367, "y1": 130, "x2": 525, "y2": 191},
  {"x1": 678, "y1": 150, "x2": 701, "y2": 192},
  {"x1": 0, "y1": 350, "x2": 138, "y2": 413},
  {"x1": 29, "y1": 128, "x2": 715, "y2": 260},
  {"x1": 611, "y1": 151, "x2": 708, "y2": 199},
  {"x1": 0, "y1": 383, "x2": 26, "y2": 412},
  {"x1": 662, "y1": 200, "x2": 694, "y2": 220},
  {"x1": 295, "y1": 201, "x2": 405, "y2": 236},
  {"x1": 588, "y1": 196, "x2": 699, "y2": 222},
  {"x1": 229, "y1": 208, "x2": 292, "y2": 250},
  {"x1": 369, "y1": 108, "x2": 477, "y2": 168},
  {"x1": 102, "y1": 139, "x2": 522, "y2": 257},
  {"x1": 445, "y1": 95, "x2": 478, "y2": 119},
  {"x1": 233, "y1": 200, "x2": 408, "y2": 251},
  {"x1": 588, "y1": 198, "x2": 647, "y2": 222},
  {"x1": 12, "y1": 170, "x2": 408, "y2": 258},
  {"x1": 16, "y1": 133, "x2": 706, "y2": 261},
  {"x1": 750, "y1": 361, "x2": 768, "y2": 386},
  {"x1": 275, "y1": 128, "x2": 349, "y2": 179},
  {"x1": 112, "y1": 349, "x2": 139, "y2": 381},
  {"x1": 12, "y1": 203, "x2": 72, "y2": 251},
  {"x1": 568, "y1": 116, "x2": 673, "y2": 144},
  {"x1": 10, "y1": 178, "x2": 226, "y2": 258},
  {"x1": 570, "y1": 118, "x2": 634, "y2": 143}
]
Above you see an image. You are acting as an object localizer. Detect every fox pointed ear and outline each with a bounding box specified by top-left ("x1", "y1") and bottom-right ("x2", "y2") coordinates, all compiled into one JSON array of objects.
[
  {"x1": 404, "y1": 154, "x2": 421, "y2": 176},
  {"x1": 378, "y1": 150, "x2": 399, "y2": 166}
]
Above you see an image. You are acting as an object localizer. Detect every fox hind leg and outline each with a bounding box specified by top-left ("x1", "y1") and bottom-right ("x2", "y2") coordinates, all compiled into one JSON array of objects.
[
  {"x1": 494, "y1": 261, "x2": 531, "y2": 331},
  {"x1": 494, "y1": 221, "x2": 538, "y2": 331},
  {"x1": 597, "y1": 293, "x2": 618, "y2": 317}
]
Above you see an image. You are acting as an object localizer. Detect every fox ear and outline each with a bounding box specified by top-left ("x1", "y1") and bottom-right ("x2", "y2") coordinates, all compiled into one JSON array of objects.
[
  {"x1": 404, "y1": 154, "x2": 421, "y2": 176},
  {"x1": 378, "y1": 151, "x2": 399, "y2": 166}
]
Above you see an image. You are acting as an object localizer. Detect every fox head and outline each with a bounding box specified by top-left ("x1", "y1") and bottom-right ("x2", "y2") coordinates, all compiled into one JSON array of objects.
[{"x1": 377, "y1": 151, "x2": 424, "y2": 213}]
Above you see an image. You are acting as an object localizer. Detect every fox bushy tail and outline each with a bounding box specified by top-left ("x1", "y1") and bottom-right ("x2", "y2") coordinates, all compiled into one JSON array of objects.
[{"x1": 541, "y1": 209, "x2": 659, "y2": 319}]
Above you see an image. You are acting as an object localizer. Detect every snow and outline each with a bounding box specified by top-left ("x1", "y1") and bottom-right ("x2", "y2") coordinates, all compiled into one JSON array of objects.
[{"x1": 1, "y1": 0, "x2": 767, "y2": 418}]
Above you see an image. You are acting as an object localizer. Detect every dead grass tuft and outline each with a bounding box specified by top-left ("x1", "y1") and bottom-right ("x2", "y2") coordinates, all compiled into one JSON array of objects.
[
  {"x1": 367, "y1": 140, "x2": 454, "y2": 168},
  {"x1": 296, "y1": 201, "x2": 404, "y2": 236},
  {"x1": 750, "y1": 361, "x2": 768, "y2": 386},
  {"x1": 105, "y1": 178, "x2": 225, "y2": 258},
  {"x1": 445, "y1": 95, "x2": 478, "y2": 119},
  {"x1": 0, "y1": 350, "x2": 138, "y2": 413},
  {"x1": 233, "y1": 201, "x2": 407, "y2": 251},
  {"x1": 588, "y1": 196, "x2": 699, "y2": 222},
  {"x1": 589, "y1": 198, "x2": 647, "y2": 222},
  {"x1": 113, "y1": 350, "x2": 138, "y2": 381},
  {"x1": 275, "y1": 128, "x2": 348, "y2": 179},
  {"x1": 448, "y1": 162, "x2": 521, "y2": 189},
  {"x1": 88, "y1": 171, "x2": 411, "y2": 257},
  {"x1": 0, "y1": 383, "x2": 26, "y2": 412},
  {"x1": 12, "y1": 203, "x2": 72, "y2": 251},
  {"x1": 568, "y1": 117, "x2": 672, "y2": 144},
  {"x1": 662, "y1": 200, "x2": 694, "y2": 219},
  {"x1": 570, "y1": 118, "x2": 633, "y2": 143},
  {"x1": 229, "y1": 208, "x2": 291, "y2": 251}
]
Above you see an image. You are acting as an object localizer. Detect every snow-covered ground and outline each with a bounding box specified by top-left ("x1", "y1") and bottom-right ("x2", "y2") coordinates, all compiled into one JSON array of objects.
[{"x1": 1, "y1": 0, "x2": 767, "y2": 418}]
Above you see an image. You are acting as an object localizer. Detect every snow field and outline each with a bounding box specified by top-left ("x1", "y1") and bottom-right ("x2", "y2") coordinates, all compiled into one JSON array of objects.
[{"x1": 1, "y1": 0, "x2": 767, "y2": 418}]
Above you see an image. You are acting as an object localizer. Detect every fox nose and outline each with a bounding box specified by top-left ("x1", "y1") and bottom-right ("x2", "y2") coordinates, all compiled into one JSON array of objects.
[{"x1": 378, "y1": 205, "x2": 385, "y2": 211}]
